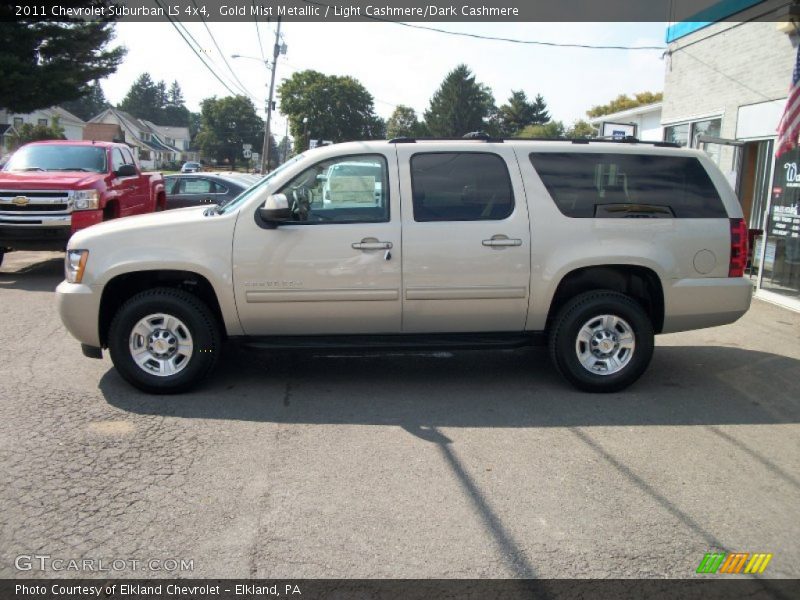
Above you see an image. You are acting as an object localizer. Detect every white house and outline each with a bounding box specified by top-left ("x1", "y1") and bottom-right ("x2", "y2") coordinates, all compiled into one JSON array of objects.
[
  {"x1": 0, "y1": 106, "x2": 86, "y2": 141},
  {"x1": 90, "y1": 108, "x2": 196, "y2": 170},
  {"x1": 587, "y1": 102, "x2": 663, "y2": 142}
]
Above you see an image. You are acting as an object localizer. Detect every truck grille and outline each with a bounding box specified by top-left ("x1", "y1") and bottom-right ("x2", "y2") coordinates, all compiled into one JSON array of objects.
[{"x1": 0, "y1": 190, "x2": 72, "y2": 215}]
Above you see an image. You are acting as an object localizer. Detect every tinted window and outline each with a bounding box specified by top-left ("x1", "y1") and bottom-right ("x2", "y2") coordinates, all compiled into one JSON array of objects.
[
  {"x1": 164, "y1": 176, "x2": 178, "y2": 194},
  {"x1": 410, "y1": 153, "x2": 514, "y2": 222},
  {"x1": 179, "y1": 178, "x2": 214, "y2": 194},
  {"x1": 278, "y1": 154, "x2": 389, "y2": 224},
  {"x1": 529, "y1": 152, "x2": 726, "y2": 218}
]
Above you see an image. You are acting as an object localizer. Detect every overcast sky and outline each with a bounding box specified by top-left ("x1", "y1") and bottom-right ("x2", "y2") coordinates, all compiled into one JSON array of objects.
[{"x1": 105, "y1": 21, "x2": 667, "y2": 135}]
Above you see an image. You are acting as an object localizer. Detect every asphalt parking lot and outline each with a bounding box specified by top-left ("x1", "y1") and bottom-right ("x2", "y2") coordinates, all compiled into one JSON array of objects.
[{"x1": 1, "y1": 251, "x2": 798, "y2": 579}]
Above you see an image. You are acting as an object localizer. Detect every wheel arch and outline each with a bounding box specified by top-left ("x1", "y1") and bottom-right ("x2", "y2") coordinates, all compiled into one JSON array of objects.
[
  {"x1": 99, "y1": 270, "x2": 227, "y2": 348},
  {"x1": 545, "y1": 265, "x2": 665, "y2": 334}
]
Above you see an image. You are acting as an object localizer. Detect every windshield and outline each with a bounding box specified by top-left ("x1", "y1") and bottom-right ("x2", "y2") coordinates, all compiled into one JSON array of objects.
[
  {"x1": 217, "y1": 154, "x2": 307, "y2": 214},
  {"x1": 4, "y1": 145, "x2": 107, "y2": 173}
]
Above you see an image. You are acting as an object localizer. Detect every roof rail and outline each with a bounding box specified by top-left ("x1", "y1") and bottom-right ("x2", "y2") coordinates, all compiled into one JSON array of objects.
[{"x1": 388, "y1": 136, "x2": 680, "y2": 148}]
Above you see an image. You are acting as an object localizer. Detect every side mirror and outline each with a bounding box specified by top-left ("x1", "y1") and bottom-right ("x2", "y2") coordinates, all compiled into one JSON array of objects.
[
  {"x1": 116, "y1": 164, "x2": 137, "y2": 177},
  {"x1": 316, "y1": 174, "x2": 328, "y2": 182},
  {"x1": 258, "y1": 193, "x2": 291, "y2": 225}
]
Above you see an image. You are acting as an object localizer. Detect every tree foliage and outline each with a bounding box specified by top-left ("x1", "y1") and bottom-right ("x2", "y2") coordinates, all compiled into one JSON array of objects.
[
  {"x1": 0, "y1": 5, "x2": 125, "y2": 113},
  {"x1": 12, "y1": 118, "x2": 66, "y2": 148},
  {"x1": 518, "y1": 120, "x2": 565, "y2": 139},
  {"x1": 565, "y1": 119, "x2": 598, "y2": 139},
  {"x1": 194, "y1": 96, "x2": 264, "y2": 169},
  {"x1": 278, "y1": 70, "x2": 385, "y2": 147},
  {"x1": 386, "y1": 105, "x2": 423, "y2": 139},
  {"x1": 119, "y1": 74, "x2": 190, "y2": 127},
  {"x1": 587, "y1": 91, "x2": 663, "y2": 118},
  {"x1": 60, "y1": 80, "x2": 110, "y2": 121},
  {"x1": 496, "y1": 90, "x2": 551, "y2": 136},
  {"x1": 424, "y1": 65, "x2": 495, "y2": 137}
]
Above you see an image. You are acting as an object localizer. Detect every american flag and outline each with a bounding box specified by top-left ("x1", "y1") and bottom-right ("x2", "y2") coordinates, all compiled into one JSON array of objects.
[{"x1": 777, "y1": 44, "x2": 800, "y2": 156}]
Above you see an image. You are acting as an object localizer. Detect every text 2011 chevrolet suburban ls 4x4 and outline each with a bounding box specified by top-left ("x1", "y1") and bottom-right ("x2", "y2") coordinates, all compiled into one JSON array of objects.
[{"x1": 56, "y1": 138, "x2": 753, "y2": 394}]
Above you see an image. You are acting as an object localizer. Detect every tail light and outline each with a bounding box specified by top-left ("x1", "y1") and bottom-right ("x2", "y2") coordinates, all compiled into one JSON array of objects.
[{"x1": 729, "y1": 218, "x2": 748, "y2": 277}]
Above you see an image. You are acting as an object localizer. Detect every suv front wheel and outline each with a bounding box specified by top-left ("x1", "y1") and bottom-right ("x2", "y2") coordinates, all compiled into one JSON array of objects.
[
  {"x1": 108, "y1": 288, "x2": 221, "y2": 394},
  {"x1": 549, "y1": 291, "x2": 654, "y2": 393}
]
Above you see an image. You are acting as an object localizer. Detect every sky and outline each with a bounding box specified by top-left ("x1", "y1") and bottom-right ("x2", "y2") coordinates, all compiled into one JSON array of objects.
[{"x1": 104, "y1": 21, "x2": 668, "y2": 136}]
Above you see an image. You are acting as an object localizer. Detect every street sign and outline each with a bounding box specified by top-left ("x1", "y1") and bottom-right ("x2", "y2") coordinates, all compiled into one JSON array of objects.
[
  {"x1": 251, "y1": 152, "x2": 260, "y2": 163},
  {"x1": 243, "y1": 149, "x2": 252, "y2": 159},
  {"x1": 243, "y1": 143, "x2": 252, "y2": 151}
]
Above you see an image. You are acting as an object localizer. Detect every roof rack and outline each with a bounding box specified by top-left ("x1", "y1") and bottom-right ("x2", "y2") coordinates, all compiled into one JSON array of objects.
[{"x1": 388, "y1": 135, "x2": 680, "y2": 148}]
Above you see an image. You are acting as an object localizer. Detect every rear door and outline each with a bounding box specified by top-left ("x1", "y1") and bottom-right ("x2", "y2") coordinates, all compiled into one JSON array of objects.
[
  {"x1": 396, "y1": 144, "x2": 532, "y2": 332},
  {"x1": 168, "y1": 177, "x2": 222, "y2": 208}
]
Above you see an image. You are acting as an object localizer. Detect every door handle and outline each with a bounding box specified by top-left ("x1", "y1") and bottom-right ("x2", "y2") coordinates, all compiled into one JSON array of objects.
[
  {"x1": 352, "y1": 240, "x2": 393, "y2": 250},
  {"x1": 482, "y1": 236, "x2": 522, "y2": 247}
]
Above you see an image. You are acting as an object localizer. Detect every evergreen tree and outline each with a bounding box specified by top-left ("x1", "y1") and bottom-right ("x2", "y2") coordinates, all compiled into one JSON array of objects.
[
  {"x1": 530, "y1": 94, "x2": 550, "y2": 125},
  {"x1": 423, "y1": 65, "x2": 495, "y2": 137},
  {"x1": 118, "y1": 73, "x2": 162, "y2": 122},
  {"x1": 162, "y1": 80, "x2": 190, "y2": 127},
  {"x1": 0, "y1": 3, "x2": 125, "y2": 113},
  {"x1": 497, "y1": 90, "x2": 535, "y2": 135},
  {"x1": 61, "y1": 80, "x2": 109, "y2": 121}
]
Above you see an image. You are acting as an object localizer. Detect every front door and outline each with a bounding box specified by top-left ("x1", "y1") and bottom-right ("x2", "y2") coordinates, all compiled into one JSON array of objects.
[
  {"x1": 396, "y1": 144, "x2": 531, "y2": 333},
  {"x1": 233, "y1": 151, "x2": 402, "y2": 335}
]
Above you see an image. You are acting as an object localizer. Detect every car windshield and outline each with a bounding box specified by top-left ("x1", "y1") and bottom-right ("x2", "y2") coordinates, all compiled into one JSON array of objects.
[
  {"x1": 4, "y1": 145, "x2": 107, "y2": 173},
  {"x1": 217, "y1": 154, "x2": 307, "y2": 214}
]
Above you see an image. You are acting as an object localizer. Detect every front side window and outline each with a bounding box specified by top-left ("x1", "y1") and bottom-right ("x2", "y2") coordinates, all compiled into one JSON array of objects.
[
  {"x1": 410, "y1": 152, "x2": 514, "y2": 222},
  {"x1": 111, "y1": 148, "x2": 125, "y2": 172},
  {"x1": 277, "y1": 154, "x2": 389, "y2": 224},
  {"x1": 529, "y1": 152, "x2": 727, "y2": 218}
]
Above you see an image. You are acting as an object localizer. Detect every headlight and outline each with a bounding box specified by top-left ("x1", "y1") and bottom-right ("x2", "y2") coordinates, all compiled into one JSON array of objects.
[
  {"x1": 65, "y1": 250, "x2": 89, "y2": 283},
  {"x1": 72, "y1": 190, "x2": 99, "y2": 210}
]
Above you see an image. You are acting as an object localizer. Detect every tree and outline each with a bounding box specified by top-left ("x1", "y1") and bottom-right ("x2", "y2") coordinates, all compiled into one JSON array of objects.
[
  {"x1": 12, "y1": 118, "x2": 65, "y2": 148},
  {"x1": 60, "y1": 80, "x2": 110, "y2": 121},
  {"x1": 565, "y1": 119, "x2": 597, "y2": 139},
  {"x1": 162, "y1": 81, "x2": 190, "y2": 127},
  {"x1": 587, "y1": 91, "x2": 663, "y2": 118},
  {"x1": 194, "y1": 96, "x2": 264, "y2": 169},
  {"x1": 386, "y1": 105, "x2": 422, "y2": 139},
  {"x1": 119, "y1": 73, "x2": 163, "y2": 122},
  {"x1": 0, "y1": 3, "x2": 125, "y2": 113},
  {"x1": 278, "y1": 70, "x2": 385, "y2": 146},
  {"x1": 518, "y1": 120, "x2": 565, "y2": 139},
  {"x1": 424, "y1": 65, "x2": 495, "y2": 137},
  {"x1": 529, "y1": 93, "x2": 551, "y2": 125}
]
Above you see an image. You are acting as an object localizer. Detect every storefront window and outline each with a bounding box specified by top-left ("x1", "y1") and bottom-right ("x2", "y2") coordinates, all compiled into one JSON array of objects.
[{"x1": 759, "y1": 147, "x2": 800, "y2": 300}]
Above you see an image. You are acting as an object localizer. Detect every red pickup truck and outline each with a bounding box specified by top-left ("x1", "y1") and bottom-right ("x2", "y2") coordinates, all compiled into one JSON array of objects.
[{"x1": 0, "y1": 140, "x2": 165, "y2": 266}]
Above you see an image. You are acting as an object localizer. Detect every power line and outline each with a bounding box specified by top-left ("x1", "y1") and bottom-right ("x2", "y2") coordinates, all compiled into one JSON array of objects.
[
  {"x1": 252, "y1": 0, "x2": 267, "y2": 62},
  {"x1": 153, "y1": 0, "x2": 241, "y2": 98},
  {"x1": 299, "y1": 0, "x2": 665, "y2": 50},
  {"x1": 192, "y1": 0, "x2": 257, "y2": 100}
]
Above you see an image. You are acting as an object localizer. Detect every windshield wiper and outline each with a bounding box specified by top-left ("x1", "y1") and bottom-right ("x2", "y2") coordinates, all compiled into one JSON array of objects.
[
  {"x1": 19, "y1": 167, "x2": 45, "y2": 171},
  {"x1": 56, "y1": 167, "x2": 92, "y2": 172}
]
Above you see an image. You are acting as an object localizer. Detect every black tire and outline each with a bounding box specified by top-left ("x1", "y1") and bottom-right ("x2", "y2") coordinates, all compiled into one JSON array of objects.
[
  {"x1": 548, "y1": 290, "x2": 654, "y2": 393},
  {"x1": 108, "y1": 287, "x2": 221, "y2": 394}
]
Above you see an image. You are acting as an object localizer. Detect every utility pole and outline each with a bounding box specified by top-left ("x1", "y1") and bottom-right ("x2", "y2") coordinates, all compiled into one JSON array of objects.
[{"x1": 261, "y1": 16, "x2": 281, "y2": 174}]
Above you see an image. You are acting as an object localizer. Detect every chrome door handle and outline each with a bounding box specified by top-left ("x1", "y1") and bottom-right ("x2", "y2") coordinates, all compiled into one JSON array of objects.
[
  {"x1": 352, "y1": 241, "x2": 393, "y2": 250},
  {"x1": 482, "y1": 237, "x2": 522, "y2": 247}
]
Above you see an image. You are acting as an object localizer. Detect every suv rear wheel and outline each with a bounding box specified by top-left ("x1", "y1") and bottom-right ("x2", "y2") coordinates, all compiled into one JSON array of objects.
[
  {"x1": 108, "y1": 288, "x2": 221, "y2": 394},
  {"x1": 549, "y1": 291, "x2": 654, "y2": 393}
]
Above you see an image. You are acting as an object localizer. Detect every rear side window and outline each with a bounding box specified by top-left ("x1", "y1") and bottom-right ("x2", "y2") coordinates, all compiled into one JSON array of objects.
[
  {"x1": 411, "y1": 152, "x2": 514, "y2": 222},
  {"x1": 528, "y1": 152, "x2": 726, "y2": 218}
]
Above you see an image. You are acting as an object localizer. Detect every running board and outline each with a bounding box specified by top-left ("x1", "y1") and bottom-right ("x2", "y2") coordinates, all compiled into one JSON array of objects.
[{"x1": 238, "y1": 332, "x2": 546, "y2": 352}]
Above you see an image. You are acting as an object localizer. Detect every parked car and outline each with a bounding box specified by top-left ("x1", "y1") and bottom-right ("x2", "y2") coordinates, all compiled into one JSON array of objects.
[
  {"x1": 180, "y1": 161, "x2": 201, "y2": 173},
  {"x1": 162, "y1": 172, "x2": 256, "y2": 209},
  {"x1": 57, "y1": 138, "x2": 752, "y2": 394},
  {"x1": 0, "y1": 140, "x2": 165, "y2": 267}
]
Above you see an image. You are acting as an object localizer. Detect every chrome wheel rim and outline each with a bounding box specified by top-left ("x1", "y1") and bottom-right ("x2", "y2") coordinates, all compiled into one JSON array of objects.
[
  {"x1": 128, "y1": 313, "x2": 193, "y2": 377},
  {"x1": 575, "y1": 314, "x2": 635, "y2": 376}
]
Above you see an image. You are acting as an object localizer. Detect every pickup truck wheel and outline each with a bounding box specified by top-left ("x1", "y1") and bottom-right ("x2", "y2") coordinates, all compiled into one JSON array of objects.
[
  {"x1": 108, "y1": 288, "x2": 221, "y2": 394},
  {"x1": 549, "y1": 291, "x2": 653, "y2": 393}
]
